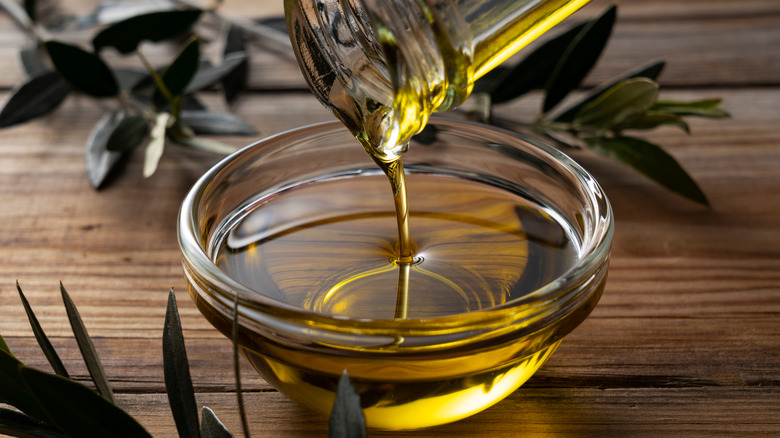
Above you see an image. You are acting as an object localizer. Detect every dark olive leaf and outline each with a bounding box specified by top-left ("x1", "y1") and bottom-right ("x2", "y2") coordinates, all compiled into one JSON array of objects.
[
  {"x1": 19, "y1": 45, "x2": 49, "y2": 78},
  {"x1": 554, "y1": 58, "x2": 666, "y2": 123},
  {"x1": 164, "y1": 37, "x2": 200, "y2": 96},
  {"x1": 328, "y1": 371, "x2": 366, "y2": 438},
  {"x1": 651, "y1": 99, "x2": 730, "y2": 118},
  {"x1": 24, "y1": 0, "x2": 36, "y2": 22},
  {"x1": 482, "y1": 20, "x2": 589, "y2": 103},
  {"x1": 232, "y1": 293, "x2": 250, "y2": 438},
  {"x1": 613, "y1": 111, "x2": 690, "y2": 133},
  {"x1": 0, "y1": 349, "x2": 51, "y2": 422},
  {"x1": 201, "y1": 406, "x2": 233, "y2": 438},
  {"x1": 106, "y1": 114, "x2": 148, "y2": 152},
  {"x1": 59, "y1": 283, "x2": 114, "y2": 403},
  {"x1": 187, "y1": 52, "x2": 248, "y2": 94},
  {"x1": 0, "y1": 334, "x2": 10, "y2": 356},
  {"x1": 154, "y1": 37, "x2": 200, "y2": 107},
  {"x1": 534, "y1": 125, "x2": 583, "y2": 149},
  {"x1": 44, "y1": 41, "x2": 119, "y2": 98},
  {"x1": 0, "y1": 71, "x2": 71, "y2": 128},
  {"x1": 222, "y1": 25, "x2": 249, "y2": 104},
  {"x1": 20, "y1": 367, "x2": 152, "y2": 438},
  {"x1": 85, "y1": 110, "x2": 126, "y2": 189},
  {"x1": 584, "y1": 135, "x2": 709, "y2": 205},
  {"x1": 543, "y1": 5, "x2": 617, "y2": 113},
  {"x1": 92, "y1": 9, "x2": 202, "y2": 54},
  {"x1": 180, "y1": 110, "x2": 258, "y2": 136},
  {"x1": 16, "y1": 282, "x2": 69, "y2": 378},
  {"x1": 573, "y1": 78, "x2": 658, "y2": 130},
  {"x1": 163, "y1": 289, "x2": 201, "y2": 438},
  {"x1": 0, "y1": 407, "x2": 69, "y2": 438}
]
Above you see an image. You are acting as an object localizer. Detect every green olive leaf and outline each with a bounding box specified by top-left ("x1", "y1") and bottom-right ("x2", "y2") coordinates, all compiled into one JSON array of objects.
[
  {"x1": 85, "y1": 110, "x2": 128, "y2": 189},
  {"x1": 180, "y1": 110, "x2": 257, "y2": 136},
  {"x1": 0, "y1": 349, "x2": 51, "y2": 422},
  {"x1": 554, "y1": 58, "x2": 666, "y2": 123},
  {"x1": 222, "y1": 25, "x2": 250, "y2": 105},
  {"x1": 60, "y1": 283, "x2": 114, "y2": 403},
  {"x1": 0, "y1": 407, "x2": 69, "y2": 438},
  {"x1": 106, "y1": 114, "x2": 149, "y2": 152},
  {"x1": 544, "y1": 4, "x2": 617, "y2": 113},
  {"x1": 163, "y1": 289, "x2": 201, "y2": 438},
  {"x1": 651, "y1": 99, "x2": 730, "y2": 118},
  {"x1": 0, "y1": 334, "x2": 10, "y2": 356},
  {"x1": 0, "y1": 71, "x2": 71, "y2": 128},
  {"x1": 187, "y1": 52, "x2": 249, "y2": 94},
  {"x1": 16, "y1": 282, "x2": 70, "y2": 378},
  {"x1": 44, "y1": 41, "x2": 119, "y2": 98},
  {"x1": 613, "y1": 111, "x2": 690, "y2": 134},
  {"x1": 162, "y1": 37, "x2": 201, "y2": 97},
  {"x1": 480, "y1": 20, "x2": 590, "y2": 103},
  {"x1": 573, "y1": 78, "x2": 659, "y2": 130},
  {"x1": 20, "y1": 367, "x2": 152, "y2": 438},
  {"x1": 201, "y1": 406, "x2": 233, "y2": 438},
  {"x1": 328, "y1": 371, "x2": 366, "y2": 438},
  {"x1": 584, "y1": 136, "x2": 709, "y2": 205},
  {"x1": 92, "y1": 9, "x2": 202, "y2": 54}
]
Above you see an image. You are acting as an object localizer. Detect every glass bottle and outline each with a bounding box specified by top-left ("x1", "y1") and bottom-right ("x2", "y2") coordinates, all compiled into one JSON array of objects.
[{"x1": 284, "y1": 0, "x2": 592, "y2": 162}]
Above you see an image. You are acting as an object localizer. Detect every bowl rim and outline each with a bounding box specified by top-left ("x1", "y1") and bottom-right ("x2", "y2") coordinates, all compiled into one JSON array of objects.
[{"x1": 177, "y1": 118, "x2": 613, "y2": 331}]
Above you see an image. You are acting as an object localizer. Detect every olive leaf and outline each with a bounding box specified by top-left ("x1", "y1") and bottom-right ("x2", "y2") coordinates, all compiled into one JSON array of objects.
[
  {"x1": 92, "y1": 9, "x2": 203, "y2": 54},
  {"x1": 20, "y1": 367, "x2": 152, "y2": 438},
  {"x1": 222, "y1": 25, "x2": 250, "y2": 105},
  {"x1": 612, "y1": 111, "x2": 690, "y2": 134},
  {"x1": 44, "y1": 41, "x2": 119, "y2": 98},
  {"x1": 0, "y1": 349, "x2": 52, "y2": 422},
  {"x1": 167, "y1": 122, "x2": 238, "y2": 154},
  {"x1": 180, "y1": 110, "x2": 258, "y2": 136},
  {"x1": 16, "y1": 282, "x2": 69, "y2": 378},
  {"x1": 187, "y1": 52, "x2": 249, "y2": 94},
  {"x1": 163, "y1": 289, "x2": 201, "y2": 438},
  {"x1": 201, "y1": 406, "x2": 233, "y2": 438},
  {"x1": 144, "y1": 112, "x2": 171, "y2": 178},
  {"x1": 60, "y1": 282, "x2": 115, "y2": 403},
  {"x1": 543, "y1": 5, "x2": 617, "y2": 112},
  {"x1": 328, "y1": 371, "x2": 366, "y2": 438},
  {"x1": 0, "y1": 407, "x2": 68, "y2": 438},
  {"x1": 0, "y1": 71, "x2": 71, "y2": 128},
  {"x1": 105, "y1": 114, "x2": 149, "y2": 152},
  {"x1": 85, "y1": 110, "x2": 128, "y2": 189},
  {"x1": 0, "y1": 333, "x2": 10, "y2": 355},
  {"x1": 480, "y1": 20, "x2": 589, "y2": 103},
  {"x1": 554, "y1": 58, "x2": 666, "y2": 123},
  {"x1": 651, "y1": 99, "x2": 730, "y2": 118},
  {"x1": 584, "y1": 136, "x2": 709, "y2": 205},
  {"x1": 161, "y1": 37, "x2": 201, "y2": 99},
  {"x1": 573, "y1": 77, "x2": 659, "y2": 130}
]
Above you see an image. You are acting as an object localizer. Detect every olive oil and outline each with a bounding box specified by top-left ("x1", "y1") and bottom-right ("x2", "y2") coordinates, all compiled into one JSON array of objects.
[
  {"x1": 215, "y1": 173, "x2": 578, "y2": 319},
  {"x1": 213, "y1": 170, "x2": 583, "y2": 429}
]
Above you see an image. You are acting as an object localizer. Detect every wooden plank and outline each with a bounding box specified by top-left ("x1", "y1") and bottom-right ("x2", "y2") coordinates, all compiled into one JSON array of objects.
[
  {"x1": 1, "y1": 0, "x2": 780, "y2": 89},
  {"x1": 114, "y1": 387, "x2": 780, "y2": 437}
]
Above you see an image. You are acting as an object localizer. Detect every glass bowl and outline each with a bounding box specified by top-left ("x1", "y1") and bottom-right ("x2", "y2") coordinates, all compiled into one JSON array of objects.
[{"x1": 178, "y1": 118, "x2": 613, "y2": 430}]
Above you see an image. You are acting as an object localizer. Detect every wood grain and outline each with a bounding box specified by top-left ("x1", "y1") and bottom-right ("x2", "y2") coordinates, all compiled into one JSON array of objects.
[{"x1": 1, "y1": 0, "x2": 779, "y2": 436}]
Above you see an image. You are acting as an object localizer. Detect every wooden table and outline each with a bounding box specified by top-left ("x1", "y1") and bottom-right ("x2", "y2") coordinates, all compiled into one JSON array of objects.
[{"x1": 1, "y1": 0, "x2": 778, "y2": 436}]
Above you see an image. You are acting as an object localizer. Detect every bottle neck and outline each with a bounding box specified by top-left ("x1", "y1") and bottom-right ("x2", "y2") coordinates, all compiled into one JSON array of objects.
[{"x1": 285, "y1": 0, "x2": 472, "y2": 162}]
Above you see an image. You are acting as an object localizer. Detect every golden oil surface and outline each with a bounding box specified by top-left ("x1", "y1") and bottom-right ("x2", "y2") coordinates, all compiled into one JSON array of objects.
[
  {"x1": 216, "y1": 174, "x2": 577, "y2": 319},
  {"x1": 212, "y1": 173, "x2": 580, "y2": 428}
]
